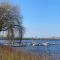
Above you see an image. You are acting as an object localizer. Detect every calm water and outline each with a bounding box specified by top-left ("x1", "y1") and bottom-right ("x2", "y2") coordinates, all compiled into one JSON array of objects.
[
  {"x1": 15, "y1": 40, "x2": 60, "y2": 60},
  {"x1": 1, "y1": 40, "x2": 60, "y2": 60},
  {"x1": 18, "y1": 40, "x2": 60, "y2": 55}
]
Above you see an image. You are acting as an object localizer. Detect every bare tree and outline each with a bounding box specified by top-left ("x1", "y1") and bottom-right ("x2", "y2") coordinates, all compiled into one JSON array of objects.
[{"x1": 0, "y1": 2, "x2": 24, "y2": 44}]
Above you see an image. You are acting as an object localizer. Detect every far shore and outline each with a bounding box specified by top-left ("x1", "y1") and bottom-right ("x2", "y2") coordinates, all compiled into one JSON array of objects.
[{"x1": 0, "y1": 37, "x2": 60, "y2": 40}]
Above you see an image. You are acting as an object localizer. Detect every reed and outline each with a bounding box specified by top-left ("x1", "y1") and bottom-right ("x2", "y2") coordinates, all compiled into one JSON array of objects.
[
  {"x1": 0, "y1": 45, "x2": 59, "y2": 60},
  {"x1": 0, "y1": 45, "x2": 41, "y2": 60}
]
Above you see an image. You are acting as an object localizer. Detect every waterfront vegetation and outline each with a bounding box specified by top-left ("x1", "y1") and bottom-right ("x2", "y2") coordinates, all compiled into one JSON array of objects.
[
  {"x1": 0, "y1": 44, "x2": 60, "y2": 60},
  {"x1": 0, "y1": 40, "x2": 60, "y2": 60},
  {"x1": 0, "y1": 45, "x2": 41, "y2": 60}
]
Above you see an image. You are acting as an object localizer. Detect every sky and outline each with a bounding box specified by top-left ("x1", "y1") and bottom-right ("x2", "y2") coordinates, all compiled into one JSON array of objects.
[{"x1": 0, "y1": 0, "x2": 60, "y2": 38}]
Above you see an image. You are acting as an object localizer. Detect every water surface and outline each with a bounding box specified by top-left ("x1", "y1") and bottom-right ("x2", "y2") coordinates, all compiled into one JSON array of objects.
[{"x1": 0, "y1": 40, "x2": 60, "y2": 60}]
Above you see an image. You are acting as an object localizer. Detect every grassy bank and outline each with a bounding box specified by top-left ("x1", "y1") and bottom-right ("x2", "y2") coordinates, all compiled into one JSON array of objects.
[
  {"x1": 0, "y1": 45, "x2": 41, "y2": 60},
  {"x1": 0, "y1": 45, "x2": 58, "y2": 60}
]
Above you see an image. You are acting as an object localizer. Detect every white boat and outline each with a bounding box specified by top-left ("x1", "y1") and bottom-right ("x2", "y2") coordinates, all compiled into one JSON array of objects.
[
  {"x1": 31, "y1": 42, "x2": 39, "y2": 46},
  {"x1": 42, "y1": 42, "x2": 49, "y2": 46}
]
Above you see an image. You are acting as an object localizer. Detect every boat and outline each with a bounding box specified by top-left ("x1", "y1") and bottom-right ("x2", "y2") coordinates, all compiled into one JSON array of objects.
[
  {"x1": 31, "y1": 42, "x2": 39, "y2": 46},
  {"x1": 42, "y1": 42, "x2": 49, "y2": 46}
]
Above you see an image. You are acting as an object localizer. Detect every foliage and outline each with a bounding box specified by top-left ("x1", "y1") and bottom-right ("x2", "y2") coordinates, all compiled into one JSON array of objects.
[{"x1": 0, "y1": 2, "x2": 24, "y2": 41}]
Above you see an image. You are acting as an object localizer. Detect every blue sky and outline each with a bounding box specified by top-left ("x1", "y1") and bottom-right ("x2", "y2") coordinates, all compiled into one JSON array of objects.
[{"x1": 1, "y1": 0, "x2": 60, "y2": 38}]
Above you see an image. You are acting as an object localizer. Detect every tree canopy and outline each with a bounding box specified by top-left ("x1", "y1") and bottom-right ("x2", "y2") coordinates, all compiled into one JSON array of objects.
[{"x1": 0, "y1": 2, "x2": 24, "y2": 42}]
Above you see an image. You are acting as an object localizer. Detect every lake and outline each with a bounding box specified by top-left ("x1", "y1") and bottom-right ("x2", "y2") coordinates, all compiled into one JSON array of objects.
[
  {"x1": 0, "y1": 40, "x2": 60, "y2": 60},
  {"x1": 16, "y1": 40, "x2": 60, "y2": 54},
  {"x1": 14, "y1": 40, "x2": 60, "y2": 60}
]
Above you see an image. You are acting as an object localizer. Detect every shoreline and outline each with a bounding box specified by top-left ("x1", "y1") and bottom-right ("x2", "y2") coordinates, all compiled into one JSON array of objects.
[{"x1": 0, "y1": 44, "x2": 40, "y2": 60}]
